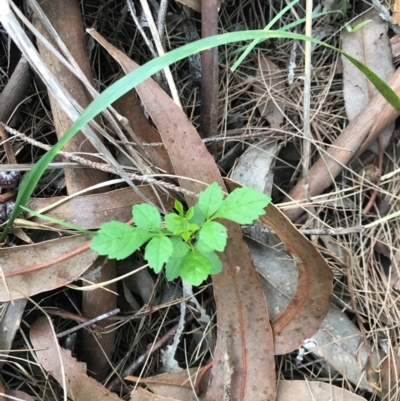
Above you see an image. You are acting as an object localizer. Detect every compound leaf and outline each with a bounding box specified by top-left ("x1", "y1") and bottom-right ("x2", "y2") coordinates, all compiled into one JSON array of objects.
[
  {"x1": 180, "y1": 250, "x2": 211, "y2": 286},
  {"x1": 199, "y1": 221, "x2": 227, "y2": 252},
  {"x1": 145, "y1": 236, "x2": 173, "y2": 273},
  {"x1": 133, "y1": 203, "x2": 161, "y2": 232},
  {"x1": 213, "y1": 186, "x2": 271, "y2": 224},
  {"x1": 91, "y1": 221, "x2": 151, "y2": 260}
]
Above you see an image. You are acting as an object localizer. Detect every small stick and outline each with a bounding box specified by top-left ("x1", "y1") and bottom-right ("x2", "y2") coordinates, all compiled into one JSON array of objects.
[
  {"x1": 241, "y1": 224, "x2": 365, "y2": 236},
  {"x1": 362, "y1": 138, "x2": 384, "y2": 215},
  {"x1": 107, "y1": 297, "x2": 213, "y2": 391},
  {"x1": 0, "y1": 125, "x2": 17, "y2": 165},
  {"x1": 344, "y1": 253, "x2": 380, "y2": 390},
  {"x1": 200, "y1": 0, "x2": 219, "y2": 147},
  {"x1": 56, "y1": 308, "x2": 120, "y2": 338}
]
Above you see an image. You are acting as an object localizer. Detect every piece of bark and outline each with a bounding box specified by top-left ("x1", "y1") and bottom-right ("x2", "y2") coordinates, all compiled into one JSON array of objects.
[
  {"x1": 32, "y1": 0, "x2": 107, "y2": 195},
  {"x1": 32, "y1": 0, "x2": 115, "y2": 381},
  {"x1": 284, "y1": 67, "x2": 400, "y2": 222},
  {"x1": 0, "y1": 55, "x2": 31, "y2": 123}
]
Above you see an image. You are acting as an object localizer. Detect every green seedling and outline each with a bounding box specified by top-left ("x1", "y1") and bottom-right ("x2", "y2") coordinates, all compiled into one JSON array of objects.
[{"x1": 91, "y1": 183, "x2": 271, "y2": 286}]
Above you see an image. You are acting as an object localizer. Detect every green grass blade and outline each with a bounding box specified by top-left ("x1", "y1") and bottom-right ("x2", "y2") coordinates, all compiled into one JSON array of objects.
[
  {"x1": 231, "y1": 8, "x2": 342, "y2": 71},
  {"x1": 4, "y1": 29, "x2": 400, "y2": 240},
  {"x1": 280, "y1": 10, "x2": 341, "y2": 32},
  {"x1": 231, "y1": 0, "x2": 301, "y2": 71},
  {"x1": 221, "y1": 11, "x2": 340, "y2": 61}
]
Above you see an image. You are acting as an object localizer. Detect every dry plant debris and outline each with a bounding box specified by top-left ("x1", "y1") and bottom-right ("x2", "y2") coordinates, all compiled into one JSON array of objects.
[{"x1": 1, "y1": 0, "x2": 400, "y2": 400}]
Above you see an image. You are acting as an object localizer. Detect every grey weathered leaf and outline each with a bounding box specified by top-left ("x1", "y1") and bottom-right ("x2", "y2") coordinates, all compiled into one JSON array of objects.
[{"x1": 342, "y1": 10, "x2": 395, "y2": 153}]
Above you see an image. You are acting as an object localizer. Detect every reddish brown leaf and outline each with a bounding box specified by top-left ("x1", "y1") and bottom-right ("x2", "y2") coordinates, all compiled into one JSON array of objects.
[
  {"x1": 30, "y1": 317, "x2": 123, "y2": 401},
  {"x1": 0, "y1": 235, "x2": 95, "y2": 301},
  {"x1": 126, "y1": 367, "x2": 208, "y2": 399},
  {"x1": 130, "y1": 387, "x2": 180, "y2": 401},
  {"x1": 381, "y1": 350, "x2": 400, "y2": 399},
  {"x1": 90, "y1": 30, "x2": 276, "y2": 401},
  {"x1": 28, "y1": 186, "x2": 172, "y2": 229},
  {"x1": 276, "y1": 380, "x2": 367, "y2": 401},
  {"x1": 4, "y1": 389, "x2": 35, "y2": 401},
  {"x1": 225, "y1": 178, "x2": 333, "y2": 355}
]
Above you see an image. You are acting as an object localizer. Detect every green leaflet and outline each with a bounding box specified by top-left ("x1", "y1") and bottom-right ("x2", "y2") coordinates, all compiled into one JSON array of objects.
[
  {"x1": 145, "y1": 236, "x2": 173, "y2": 273},
  {"x1": 214, "y1": 187, "x2": 271, "y2": 224},
  {"x1": 133, "y1": 203, "x2": 162, "y2": 232},
  {"x1": 91, "y1": 222, "x2": 152, "y2": 260}
]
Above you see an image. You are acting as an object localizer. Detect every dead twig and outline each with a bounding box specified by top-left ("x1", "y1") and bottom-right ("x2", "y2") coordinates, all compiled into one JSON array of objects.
[
  {"x1": 56, "y1": 308, "x2": 120, "y2": 338},
  {"x1": 200, "y1": 0, "x2": 219, "y2": 146},
  {"x1": 284, "y1": 68, "x2": 400, "y2": 222},
  {"x1": 107, "y1": 297, "x2": 213, "y2": 392}
]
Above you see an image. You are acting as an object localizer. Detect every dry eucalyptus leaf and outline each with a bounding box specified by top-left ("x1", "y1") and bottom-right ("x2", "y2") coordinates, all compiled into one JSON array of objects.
[
  {"x1": 0, "y1": 299, "x2": 27, "y2": 370},
  {"x1": 0, "y1": 235, "x2": 96, "y2": 301},
  {"x1": 249, "y1": 239, "x2": 381, "y2": 391},
  {"x1": 231, "y1": 141, "x2": 281, "y2": 195},
  {"x1": 130, "y1": 387, "x2": 179, "y2": 401},
  {"x1": 29, "y1": 186, "x2": 171, "y2": 230},
  {"x1": 276, "y1": 380, "x2": 367, "y2": 401},
  {"x1": 253, "y1": 55, "x2": 286, "y2": 128},
  {"x1": 127, "y1": 367, "x2": 207, "y2": 400},
  {"x1": 342, "y1": 10, "x2": 394, "y2": 154},
  {"x1": 91, "y1": 30, "x2": 277, "y2": 401},
  {"x1": 381, "y1": 350, "x2": 400, "y2": 400},
  {"x1": 119, "y1": 258, "x2": 155, "y2": 306},
  {"x1": 225, "y1": 178, "x2": 333, "y2": 355},
  {"x1": 30, "y1": 317, "x2": 123, "y2": 401},
  {"x1": 3, "y1": 389, "x2": 35, "y2": 401}
]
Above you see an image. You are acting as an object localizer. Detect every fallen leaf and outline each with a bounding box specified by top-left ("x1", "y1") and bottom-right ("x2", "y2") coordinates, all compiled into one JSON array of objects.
[
  {"x1": 130, "y1": 387, "x2": 179, "y2": 401},
  {"x1": 113, "y1": 92, "x2": 174, "y2": 176},
  {"x1": 231, "y1": 141, "x2": 281, "y2": 195},
  {"x1": 89, "y1": 30, "x2": 276, "y2": 401},
  {"x1": 342, "y1": 10, "x2": 394, "y2": 154},
  {"x1": 30, "y1": 316, "x2": 123, "y2": 401},
  {"x1": 3, "y1": 389, "x2": 35, "y2": 401},
  {"x1": 381, "y1": 350, "x2": 400, "y2": 399},
  {"x1": 0, "y1": 299, "x2": 27, "y2": 370},
  {"x1": 119, "y1": 257, "x2": 155, "y2": 308},
  {"x1": 0, "y1": 235, "x2": 96, "y2": 301},
  {"x1": 29, "y1": 186, "x2": 171, "y2": 230},
  {"x1": 225, "y1": 178, "x2": 333, "y2": 354},
  {"x1": 127, "y1": 367, "x2": 207, "y2": 399},
  {"x1": 249, "y1": 239, "x2": 381, "y2": 391},
  {"x1": 276, "y1": 380, "x2": 367, "y2": 401},
  {"x1": 253, "y1": 55, "x2": 286, "y2": 128}
]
